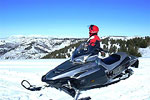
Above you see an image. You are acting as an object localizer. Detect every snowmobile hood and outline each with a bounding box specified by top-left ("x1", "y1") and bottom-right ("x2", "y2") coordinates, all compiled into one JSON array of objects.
[{"x1": 42, "y1": 58, "x2": 100, "y2": 81}]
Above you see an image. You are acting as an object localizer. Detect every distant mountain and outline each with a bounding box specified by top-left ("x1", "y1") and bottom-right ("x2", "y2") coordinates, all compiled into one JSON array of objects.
[
  {"x1": 0, "y1": 36, "x2": 85, "y2": 59},
  {"x1": 0, "y1": 36, "x2": 150, "y2": 59}
]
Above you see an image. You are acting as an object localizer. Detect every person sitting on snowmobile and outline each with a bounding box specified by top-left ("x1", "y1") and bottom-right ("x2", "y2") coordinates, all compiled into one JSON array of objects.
[
  {"x1": 86, "y1": 25, "x2": 104, "y2": 56},
  {"x1": 72, "y1": 25, "x2": 105, "y2": 62}
]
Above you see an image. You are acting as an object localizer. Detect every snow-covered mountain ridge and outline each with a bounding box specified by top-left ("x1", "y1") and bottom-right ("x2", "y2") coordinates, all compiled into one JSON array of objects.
[
  {"x1": 0, "y1": 36, "x2": 150, "y2": 59},
  {"x1": 0, "y1": 36, "x2": 85, "y2": 59}
]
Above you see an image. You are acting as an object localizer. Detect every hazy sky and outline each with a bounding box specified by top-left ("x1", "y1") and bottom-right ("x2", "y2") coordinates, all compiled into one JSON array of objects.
[{"x1": 0, "y1": 0, "x2": 150, "y2": 38}]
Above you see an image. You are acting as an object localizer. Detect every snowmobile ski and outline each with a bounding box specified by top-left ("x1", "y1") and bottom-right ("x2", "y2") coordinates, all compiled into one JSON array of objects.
[
  {"x1": 78, "y1": 97, "x2": 91, "y2": 100},
  {"x1": 21, "y1": 80, "x2": 49, "y2": 91}
]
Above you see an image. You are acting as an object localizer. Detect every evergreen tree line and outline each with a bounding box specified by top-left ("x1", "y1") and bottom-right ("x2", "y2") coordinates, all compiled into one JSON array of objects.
[
  {"x1": 42, "y1": 36, "x2": 150, "y2": 59},
  {"x1": 42, "y1": 41, "x2": 84, "y2": 59}
]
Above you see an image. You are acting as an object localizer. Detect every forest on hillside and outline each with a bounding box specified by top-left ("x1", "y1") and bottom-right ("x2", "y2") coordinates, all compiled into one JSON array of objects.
[{"x1": 42, "y1": 36, "x2": 150, "y2": 59}]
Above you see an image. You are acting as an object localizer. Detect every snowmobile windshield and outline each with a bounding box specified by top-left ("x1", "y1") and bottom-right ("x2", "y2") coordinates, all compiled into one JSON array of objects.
[{"x1": 71, "y1": 42, "x2": 91, "y2": 63}]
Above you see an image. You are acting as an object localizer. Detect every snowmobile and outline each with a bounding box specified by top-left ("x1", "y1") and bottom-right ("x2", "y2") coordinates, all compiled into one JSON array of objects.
[{"x1": 21, "y1": 42, "x2": 139, "y2": 100}]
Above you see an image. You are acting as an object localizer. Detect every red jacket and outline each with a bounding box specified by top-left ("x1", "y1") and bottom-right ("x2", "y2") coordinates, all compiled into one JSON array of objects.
[
  {"x1": 88, "y1": 35, "x2": 101, "y2": 47},
  {"x1": 86, "y1": 35, "x2": 101, "y2": 55}
]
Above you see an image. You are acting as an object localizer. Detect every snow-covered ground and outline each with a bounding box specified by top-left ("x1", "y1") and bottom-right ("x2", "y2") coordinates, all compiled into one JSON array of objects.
[
  {"x1": 139, "y1": 46, "x2": 150, "y2": 58},
  {"x1": 0, "y1": 58, "x2": 150, "y2": 100}
]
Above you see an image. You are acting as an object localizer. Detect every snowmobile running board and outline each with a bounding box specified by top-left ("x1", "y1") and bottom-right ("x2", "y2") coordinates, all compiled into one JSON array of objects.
[{"x1": 21, "y1": 80, "x2": 49, "y2": 91}]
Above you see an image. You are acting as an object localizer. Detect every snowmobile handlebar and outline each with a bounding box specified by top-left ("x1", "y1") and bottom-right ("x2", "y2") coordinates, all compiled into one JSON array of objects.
[{"x1": 97, "y1": 47, "x2": 108, "y2": 53}]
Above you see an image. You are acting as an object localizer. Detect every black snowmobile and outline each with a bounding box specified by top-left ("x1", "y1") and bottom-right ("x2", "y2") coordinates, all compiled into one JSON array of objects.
[{"x1": 21, "y1": 42, "x2": 139, "y2": 100}]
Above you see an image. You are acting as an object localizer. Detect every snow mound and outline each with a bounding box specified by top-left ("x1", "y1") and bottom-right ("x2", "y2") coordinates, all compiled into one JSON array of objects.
[{"x1": 139, "y1": 46, "x2": 150, "y2": 57}]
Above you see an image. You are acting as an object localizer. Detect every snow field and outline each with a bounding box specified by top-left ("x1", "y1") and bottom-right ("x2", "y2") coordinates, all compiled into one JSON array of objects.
[{"x1": 0, "y1": 58, "x2": 150, "y2": 100}]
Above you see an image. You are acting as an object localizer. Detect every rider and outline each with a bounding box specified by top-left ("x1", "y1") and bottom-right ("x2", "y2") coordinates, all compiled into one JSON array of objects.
[
  {"x1": 72, "y1": 25, "x2": 104, "y2": 61},
  {"x1": 86, "y1": 25, "x2": 103, "y2": 56}
]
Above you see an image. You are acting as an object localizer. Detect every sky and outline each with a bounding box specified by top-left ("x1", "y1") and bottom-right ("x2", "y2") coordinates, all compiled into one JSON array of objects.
[{"x1": 0, "y1": 0, "x2": 150, "y2": 38}]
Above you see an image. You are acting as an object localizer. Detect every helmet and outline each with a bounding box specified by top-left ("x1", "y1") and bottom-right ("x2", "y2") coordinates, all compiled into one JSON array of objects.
[{"x1": 89, "y1": 25, "x2": 99, "y2": 36}]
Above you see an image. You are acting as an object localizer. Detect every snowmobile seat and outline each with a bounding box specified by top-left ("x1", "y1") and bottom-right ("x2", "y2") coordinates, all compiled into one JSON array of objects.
[
  {"x1": 101, "y1": 54, "x2": 121, "y2": 65},
  {"x1": 99, "y1": 52, "x2": 128, "y2": 71}
]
